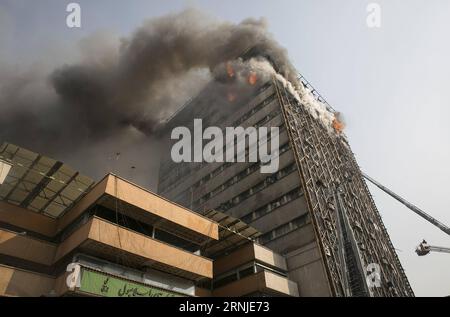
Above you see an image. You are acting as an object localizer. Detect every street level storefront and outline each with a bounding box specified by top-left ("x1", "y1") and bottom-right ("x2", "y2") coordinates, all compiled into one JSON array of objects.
[{"x1": 74, "y1": 266, "x2": 183, "y2": 297}]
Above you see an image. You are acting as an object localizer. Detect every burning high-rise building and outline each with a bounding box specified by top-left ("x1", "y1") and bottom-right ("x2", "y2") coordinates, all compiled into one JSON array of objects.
[
  {"x1": 0, "y1": 7, "x2": 416, "y2": 297},
  {"x1": 157, "y1": 52, "x2": 414, "y2": 297}
]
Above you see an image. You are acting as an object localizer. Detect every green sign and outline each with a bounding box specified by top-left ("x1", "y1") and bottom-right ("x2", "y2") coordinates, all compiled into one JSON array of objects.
[{"x1": 79, "y1": 268, "x2": 182, "y2": 297}]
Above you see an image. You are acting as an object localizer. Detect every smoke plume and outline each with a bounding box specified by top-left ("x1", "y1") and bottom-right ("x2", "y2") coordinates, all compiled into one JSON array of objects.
[
  {"x1": 0, "y1": 8, "x2": 330, "y2": 187},
  {"x1": 57, "y1": 9, "x2": 297, "y2": 135}
]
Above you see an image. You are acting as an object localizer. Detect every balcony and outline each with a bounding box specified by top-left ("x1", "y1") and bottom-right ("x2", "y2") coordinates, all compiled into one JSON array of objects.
[
  {"x1": 212, "y1": 270, "x2": 298, "y2": 297},
  {"x1": 0, "y1": 216, "x2": 213, "y2": 281}
]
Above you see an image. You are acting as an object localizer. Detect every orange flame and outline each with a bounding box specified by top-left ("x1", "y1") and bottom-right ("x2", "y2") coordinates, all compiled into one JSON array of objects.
[
  {"x1": 332, "y1": 118, "x2": 345, "y2": 133},
  {"x1": 248, "y1": 72, "x2": 257, "y2": 85},
  {"x1": 226, "y1": 62, "x2": 235, "y2": 78}
]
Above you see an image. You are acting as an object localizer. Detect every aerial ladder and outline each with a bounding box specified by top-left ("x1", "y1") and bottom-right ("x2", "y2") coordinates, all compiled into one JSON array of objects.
[{"x1": 361, "y1": 173, "x2": 450, "y2": 256}]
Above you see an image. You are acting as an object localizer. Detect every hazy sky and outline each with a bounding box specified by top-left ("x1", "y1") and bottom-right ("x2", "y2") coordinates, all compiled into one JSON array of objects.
[{"x1": 1, "y1": 0, "x2": 449, "y2": 296}]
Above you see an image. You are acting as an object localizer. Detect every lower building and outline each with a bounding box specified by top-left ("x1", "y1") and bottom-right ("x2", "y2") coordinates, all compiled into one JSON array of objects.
[{"x1": 0, "y1": 142, "x2": 297, "y2": 297}]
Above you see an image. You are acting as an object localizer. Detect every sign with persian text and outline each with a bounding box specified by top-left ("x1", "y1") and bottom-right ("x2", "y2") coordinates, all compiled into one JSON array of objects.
[{"x1": 79, "y1": 268, "x2": 183, "y2": 297}]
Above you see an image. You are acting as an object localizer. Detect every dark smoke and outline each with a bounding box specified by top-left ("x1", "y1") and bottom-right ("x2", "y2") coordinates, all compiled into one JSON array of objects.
[{"x1": 0, "y1": 8, "x2": 297, "y2": 187}]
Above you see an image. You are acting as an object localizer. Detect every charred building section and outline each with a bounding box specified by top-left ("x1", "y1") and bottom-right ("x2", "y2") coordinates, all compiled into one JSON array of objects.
[{"x1": 158, "y1": 71, "x2": 414, "y2": 296}]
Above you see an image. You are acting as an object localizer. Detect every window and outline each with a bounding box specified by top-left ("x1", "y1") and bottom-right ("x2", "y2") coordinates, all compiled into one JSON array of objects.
[
  {"x1": 256, "y1": 181, "x2": 268, "y2": 193},
  {"x1": 271, "y1": 201, "x2": 281, "y2": 209},
  {"x1": 255, "y1": 206, "x2": 269, "y2": 218},
  {"x1": 258, "y1": 214, "x2": 309, "y2": 244},
  {"x1": 214, "y1": 273, "x2": 238, "y2": 289},
  {"x1": 239, "y1": 187, "x2": 302, "y2": 225},
  {"x1": 258, "y1": 231, "x2": 274, "y2": 245},
  {"x1": 154, "y1": 229, "x2": 200, "y2": 253},
  {"x1": 292, "y1": 214, "x2": 308, "y2": 228},
  {"x1": 274, "y1": 223, "x2": 291, "y2": 238},
  {"x1": 238, "y1": 266, "x2": 255, "y2": 279},
  {"x1": 241, "y1": 214, "x2": 252, "y2": 224}
]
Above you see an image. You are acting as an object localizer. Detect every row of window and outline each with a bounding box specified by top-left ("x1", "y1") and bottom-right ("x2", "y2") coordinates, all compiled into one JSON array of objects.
[
  {"x1": 257, "y1": 213, "x2": 310, "y2": 245},
  {"x1": 195, "y1": 107, "x2": 283, "y2": 185},
  {"x1": 159, "y1": 84, "x2": 274, "y2": 179},
  {"x1": 211, "y1": 162, "x2": 298, "y2": 212},
  {"x1": 192, "y1": 140, "x2": 291, "y2": 206},
  {"x1": 241, "y1": 187, "x2": 303, "y2": 224},
  {"x1": 93, "y1": 205, "x2": 201, "y2": 253},
  {"x1": 159, "y1": 86, "x2": 277, "y2": 193},
  {"x1": 33, "y1": 202, "x2": 204, "y2": 254},
  {"x1": 213, "y1": 261, "x2": 286, "y2": 290},
  {"x1": 164, "y1": 93, "x2": 278, "y2": 190},
  {"x1": 196, "y1": 120, "x2": 286, "y2": 187},
  {"x1": 170, "y1": 121, "x2": 287, "y2": 206}
]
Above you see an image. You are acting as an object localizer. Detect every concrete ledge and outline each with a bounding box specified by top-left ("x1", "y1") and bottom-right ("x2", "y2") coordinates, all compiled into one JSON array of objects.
[
  {"x1": 212, "y1": 270, "x2": 298, "y2": 297},
  {"x1": 0, "y1": 216, "x2": 213, "y2": 280}
]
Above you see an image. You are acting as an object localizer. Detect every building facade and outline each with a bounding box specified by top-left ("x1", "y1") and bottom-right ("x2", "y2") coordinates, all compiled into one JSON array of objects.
[
  {"x1": 0, "y1": 143, "x2": 298, "y2": 297},
  {"x1": 157, "y1": 73, "x2": 414, "y2": 296}
]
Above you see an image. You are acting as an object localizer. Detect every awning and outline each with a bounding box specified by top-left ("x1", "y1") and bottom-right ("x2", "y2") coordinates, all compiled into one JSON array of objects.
[
  {"x1": 202, "y1": 209, "x2": 261, "y2": 258},
  {"x1": 0, "y1": 142, "x2": 95, "y2": 218}
]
